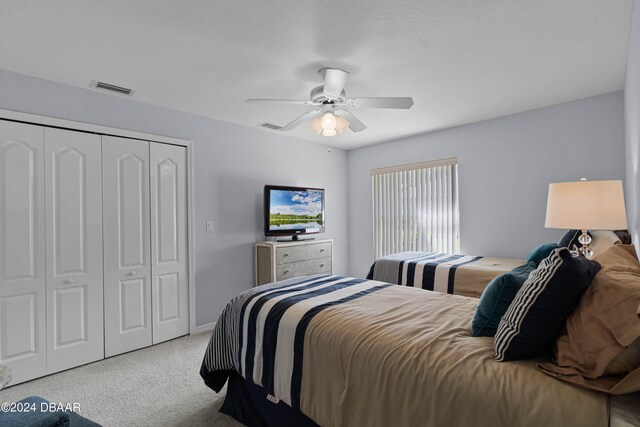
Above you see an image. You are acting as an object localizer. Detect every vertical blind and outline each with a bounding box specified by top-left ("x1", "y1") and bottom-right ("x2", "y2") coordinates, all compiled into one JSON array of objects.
[{"x1": 371, "y1": 158, "x2": 460, "y2": 259}]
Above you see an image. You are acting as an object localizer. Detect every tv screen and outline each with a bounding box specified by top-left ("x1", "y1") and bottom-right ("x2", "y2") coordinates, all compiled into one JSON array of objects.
[{"x1": 264, "y1": 185, "x2": 325, "y2": 238}]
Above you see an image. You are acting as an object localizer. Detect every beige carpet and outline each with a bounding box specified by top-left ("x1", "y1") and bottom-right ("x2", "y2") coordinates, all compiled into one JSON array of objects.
[{"x1": 0, "y1": 333, "x2": 243, "y2": 427}]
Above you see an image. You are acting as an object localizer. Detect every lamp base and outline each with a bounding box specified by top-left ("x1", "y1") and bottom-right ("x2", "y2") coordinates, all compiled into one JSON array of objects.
[{"x1": 577, "y1": 229, "x2": 594, "y2": 258}]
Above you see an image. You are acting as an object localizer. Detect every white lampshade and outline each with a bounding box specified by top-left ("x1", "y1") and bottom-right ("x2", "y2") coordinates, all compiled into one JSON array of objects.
[
  {"x1": 321, "y1": 113, "x2": 337, "y2": 131},
  {"x1": 335, "y1": 115, "x2": 350, "y2": 134},
  {"x1": 310, "y1": 116, "x2": 323, "y2": 135},
  {"x1": 545, "y1": 180, "x2": 627, "y2": 230}
]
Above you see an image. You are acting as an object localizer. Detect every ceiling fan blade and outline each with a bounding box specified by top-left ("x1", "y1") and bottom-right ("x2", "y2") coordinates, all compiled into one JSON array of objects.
[
  {"x1": 279, "y1": 108, "x2": 323, "y2": 131},
  {"x1": 245, "y1": 99, "x2": 313, "y2": 105},
  {"x1": 321, "y1": 68, "x2": 349, "y2": 98},
  {"x1": 348, "y1": 97, "x2": 414, "y2": 109},
  {"x1": 334, "y1": 109, "x2": 367, "y2": 133}
]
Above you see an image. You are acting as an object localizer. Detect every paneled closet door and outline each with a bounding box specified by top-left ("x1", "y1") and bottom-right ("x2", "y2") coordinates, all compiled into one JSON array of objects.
[
  {"x1": 150, "y1": 143, "x2": 189, "y2": 344},
  {"x1": 0, "y1": 121, "x2": 46, "y2": 385},
  {"x1": 44, "y1": 128, "x2": 104, "y2": 374},
  {"x1": 102, "y1": 136, "x2": 152, "y2": 357}
]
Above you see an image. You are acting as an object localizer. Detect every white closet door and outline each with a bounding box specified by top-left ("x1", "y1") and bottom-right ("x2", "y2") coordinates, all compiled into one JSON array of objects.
[
  {"x1": 150, "y1": 143, "x2": 188, "y2": 343},
  {"x1": 44, "y1": 128, "x2": 103, "y2": 373},
  {"x1": 0, "y1": 121, "x2": 46, "y2": 384},
  {"x1": 102, "y1": 136, "x2": 152, "y2": 357}
]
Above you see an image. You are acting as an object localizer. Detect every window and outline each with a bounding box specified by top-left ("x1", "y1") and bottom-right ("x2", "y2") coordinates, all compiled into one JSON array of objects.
[{"x1": 371, "y1": 158, "x2": 460, "y2": 258}]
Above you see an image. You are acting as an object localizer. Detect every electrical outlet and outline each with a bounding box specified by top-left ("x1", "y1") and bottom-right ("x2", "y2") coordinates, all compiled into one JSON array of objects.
[{"x1": 206, "y1": 221, "x2": 214, "y2": 232}]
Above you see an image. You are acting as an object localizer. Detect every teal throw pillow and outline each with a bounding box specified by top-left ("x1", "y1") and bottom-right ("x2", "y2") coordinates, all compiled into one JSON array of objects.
[
  {"x1": 526, "y1": 243, "x2": 558, "y2": 266},
  {"x1": 471, "y1": 262, "x2": 537, "y2": 337}
]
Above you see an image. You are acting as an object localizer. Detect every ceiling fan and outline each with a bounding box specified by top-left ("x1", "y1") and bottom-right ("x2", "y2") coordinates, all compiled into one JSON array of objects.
[{"x1": 246, "y1": 68, "x2": 414, "y2": 137}]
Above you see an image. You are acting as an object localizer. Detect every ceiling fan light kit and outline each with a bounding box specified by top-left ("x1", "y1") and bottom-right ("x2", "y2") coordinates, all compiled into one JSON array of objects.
[
  {"x1": 310, "y1": 112, "x2": 351, "y2": 136},
  {"x1": 246, "y1": 68, "x2": 414, "y2": 138}
]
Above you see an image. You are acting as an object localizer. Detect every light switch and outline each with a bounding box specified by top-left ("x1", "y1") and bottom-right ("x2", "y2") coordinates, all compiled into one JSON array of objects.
[{"x1": 206, "y1": 221, "x2": 214, "y2": 232}]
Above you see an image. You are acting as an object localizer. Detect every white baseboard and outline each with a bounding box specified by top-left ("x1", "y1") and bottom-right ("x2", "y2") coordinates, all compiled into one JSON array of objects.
[{"x1": 193, "y1": 322, "x2": 216, "y2": 335}]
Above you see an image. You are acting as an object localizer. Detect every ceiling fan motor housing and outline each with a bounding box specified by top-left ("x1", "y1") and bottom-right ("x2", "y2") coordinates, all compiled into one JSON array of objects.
[{"x1": 310, "y1": 85, "x2": 346, "y2": 104}]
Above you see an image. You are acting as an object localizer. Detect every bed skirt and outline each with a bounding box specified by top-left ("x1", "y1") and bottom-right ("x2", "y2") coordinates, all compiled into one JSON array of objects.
[{"x1": 220, "y1": 371, "x2": 318, "y2": 427}]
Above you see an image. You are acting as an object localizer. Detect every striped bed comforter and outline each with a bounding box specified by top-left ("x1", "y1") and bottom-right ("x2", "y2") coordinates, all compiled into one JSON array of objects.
[
  {"x1": 366, "y1": 251, "x2": 524, "y2": 297},
  {"x1": 199, "y1": 275, "x2": 391, "y2": 406},
  {"x1": 200, "y1": 274, "x2": 608, "y2": 427}
]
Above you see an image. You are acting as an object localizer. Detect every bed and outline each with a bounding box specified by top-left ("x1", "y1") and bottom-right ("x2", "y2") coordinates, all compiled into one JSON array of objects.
[
  {"x1": 366, "y1": 251, "x2": 524, "y2": 297},
  {"x1": 200, "y1": 274, "x2": 610, "y2": 427}
]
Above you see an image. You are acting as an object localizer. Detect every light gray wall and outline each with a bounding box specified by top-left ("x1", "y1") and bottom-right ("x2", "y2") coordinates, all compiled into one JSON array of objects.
[
  {"x1": 347, "y1": 92, "x2": 625, "y2": 277},
  {"x1": 625, "y1": 0, "x2": 640, "y2": 251},
  {"x1": 0, "y1": 70, "x2": 349, "y2": 327},
  {"x1": 0, "y1": 70, "x2": 628, "y2": 324}
]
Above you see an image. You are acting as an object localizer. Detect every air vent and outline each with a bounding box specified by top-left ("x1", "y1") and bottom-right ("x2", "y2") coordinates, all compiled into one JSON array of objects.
[
  {"x1": 90, "y1": 80, "x2": 135, "y2": 96},
  {"x1": 259, "y1": 122, "x2": 282, "y2": 131}
]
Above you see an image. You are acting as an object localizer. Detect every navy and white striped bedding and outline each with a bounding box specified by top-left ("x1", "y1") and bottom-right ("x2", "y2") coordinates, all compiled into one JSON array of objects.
[
  {"x1": 366, "y1": 252, "x2": 483, "y2": 292},
  {"x1": 200, "y1": 275, "x2": 391, "y2": 408}
]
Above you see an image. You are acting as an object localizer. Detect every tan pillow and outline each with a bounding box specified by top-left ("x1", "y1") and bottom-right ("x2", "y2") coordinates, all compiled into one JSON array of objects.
[
  {"x1": 590, "y1": 230, "x2": 622, "y2": 257},
  {"x1": 605, "y1": 338, "x2": 640, "y2": 376},
  {"x1": 538, "y1": 244, "x2": 640, "y2": 394}
]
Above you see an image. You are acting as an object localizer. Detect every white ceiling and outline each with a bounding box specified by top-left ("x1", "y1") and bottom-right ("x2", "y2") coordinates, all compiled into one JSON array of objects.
[{"x1": 0, "y1": 1, "x2": 633, "y2": 149}]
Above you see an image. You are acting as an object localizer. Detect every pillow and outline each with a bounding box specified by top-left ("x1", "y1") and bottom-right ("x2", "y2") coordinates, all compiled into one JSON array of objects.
[
  {"x1": 614, "y1": 230, "x2": 632, "y2": 245},
  {"x1": 471, "y1": 262, "x2": 536, "y2": 337},
  {"x1": 537, "y1": 245, "x2": 640, "y2": 394},
  {"x1": 526, "y1": 243, "x2": 558, "y2": 266},
  {"x1": 494, "y1": 248, "x2": 601, "y2": 361},
  {"x1": 558, "y1": 229, "x2": 584, "y2": 249},
  {"x1": 590, "y1": 230, "x2": 621, "y2": 257},
  {"x1": 605, "y1": 338, "x2": 640, "y2": 376}
]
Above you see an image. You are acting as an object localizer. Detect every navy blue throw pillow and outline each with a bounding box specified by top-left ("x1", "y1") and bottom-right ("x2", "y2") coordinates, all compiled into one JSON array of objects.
[
  {"x1": 558, "y1": 230, "x2": 591, "y2": 250},
  {"x1": 526, "y1": 243, "x2": 558, "y2": 267},
  {"x1": 494, "y1": 248, "x2": 601, "y2": 361},
  {"x1": 472, "y1": 262, "x2": 536, "y2": 337}
]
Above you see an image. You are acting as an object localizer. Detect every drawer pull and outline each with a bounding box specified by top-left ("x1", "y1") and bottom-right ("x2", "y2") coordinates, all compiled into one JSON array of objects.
[
  {"x1": 320, "y1": 264, "x2": 325, "y2": 268},
  {"x1": 320, "y1": 248, "x2": 326, "y2": 252},
  {"x1": 283, "y1": 253, "x2": 290, "y2": 257},
  {"x1": 65, "y1": 278, "x2": 75, "y2": 284},
  {"x1": 283, "y1": 269, "x2": 290, "y2": 274}
]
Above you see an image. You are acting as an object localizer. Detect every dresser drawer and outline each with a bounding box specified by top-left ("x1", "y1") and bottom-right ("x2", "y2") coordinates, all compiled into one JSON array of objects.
[
  {"x1": 275, "y1": 242, "x2": 332, "y2": 264},
  {"x1": 256, "y1": 239, "x2": 333, "y2": 286},
  {"x1": 276, "y1": 257, "x2": 332, "y2": 281}
]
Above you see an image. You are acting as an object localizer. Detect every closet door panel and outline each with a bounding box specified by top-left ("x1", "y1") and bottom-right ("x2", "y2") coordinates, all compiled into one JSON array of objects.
[
  {"x1": 150, "y1": 143, "x2": 188, "y2": 343},
  {"x1": 45, "y1": 128, "x2": 103, "y2": 373},
  {"x1": 102, "y1": 136, "x2": 151, "y2": 357},
  {"x1": 0, "y1": 121, "x2": 46, "y2": 384},
  {"x1": 120, "y1": 278, "x2": 147, "y2": 330}
]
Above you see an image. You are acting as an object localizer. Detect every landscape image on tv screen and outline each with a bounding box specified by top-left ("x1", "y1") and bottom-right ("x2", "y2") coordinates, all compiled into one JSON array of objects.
[{"x1": 269, "y1": 189, "x2": 324, "y2": 232}]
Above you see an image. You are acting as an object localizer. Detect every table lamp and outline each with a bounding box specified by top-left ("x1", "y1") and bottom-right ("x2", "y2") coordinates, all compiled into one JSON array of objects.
[{"x1": 545, "y1": 179, "x2": 627, "y2": 257}]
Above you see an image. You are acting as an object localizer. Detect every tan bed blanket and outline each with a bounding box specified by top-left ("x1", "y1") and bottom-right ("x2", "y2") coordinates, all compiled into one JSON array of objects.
[{"x1": 301, "y1": 285, "x2": 607, "y2": 427}]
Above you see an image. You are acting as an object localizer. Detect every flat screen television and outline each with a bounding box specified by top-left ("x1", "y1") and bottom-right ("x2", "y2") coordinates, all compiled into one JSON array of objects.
[{"x1": 264, "y1": 185, "x2": 325, "y2": 240}]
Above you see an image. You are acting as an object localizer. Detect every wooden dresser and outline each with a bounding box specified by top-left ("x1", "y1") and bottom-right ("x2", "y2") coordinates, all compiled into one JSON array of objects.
[{"x1": 255, "y1": 239, "x2": 333, "y2": 285}]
